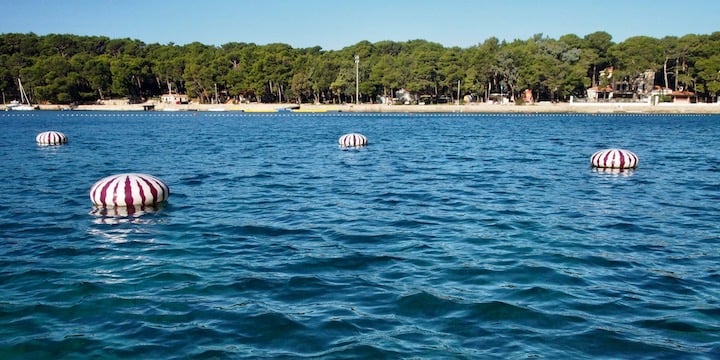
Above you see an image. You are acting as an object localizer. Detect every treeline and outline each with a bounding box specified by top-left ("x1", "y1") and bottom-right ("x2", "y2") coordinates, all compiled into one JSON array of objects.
[{"x1": 1, "y1": 31, "x2": 720, "y2": 105}]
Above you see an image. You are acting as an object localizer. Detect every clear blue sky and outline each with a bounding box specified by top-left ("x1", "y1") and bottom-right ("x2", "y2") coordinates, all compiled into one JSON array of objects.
[{"x1": 2, "y1": 0, "x2": 718, "y2": 50}]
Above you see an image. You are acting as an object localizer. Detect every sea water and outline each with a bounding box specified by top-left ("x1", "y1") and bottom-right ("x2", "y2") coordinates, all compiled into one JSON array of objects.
[{"x1": 0, "y1": 111, "x2": 718, "y2": 359}]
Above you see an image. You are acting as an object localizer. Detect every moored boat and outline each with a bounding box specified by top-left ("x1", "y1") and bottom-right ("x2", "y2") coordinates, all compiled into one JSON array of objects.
[{"x1": 6, "y1": 79, "x2": 37, "y2": 111}]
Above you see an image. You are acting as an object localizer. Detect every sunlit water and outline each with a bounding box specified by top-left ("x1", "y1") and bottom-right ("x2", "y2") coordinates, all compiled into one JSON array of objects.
[{"x1": 1, "y1": 111, "x2": 718, "y2": 359}]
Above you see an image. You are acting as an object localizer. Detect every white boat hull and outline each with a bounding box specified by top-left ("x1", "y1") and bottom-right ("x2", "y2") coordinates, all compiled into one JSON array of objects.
[{"x1": 7, "y1": 104, "x2": 36, "y2": 111}]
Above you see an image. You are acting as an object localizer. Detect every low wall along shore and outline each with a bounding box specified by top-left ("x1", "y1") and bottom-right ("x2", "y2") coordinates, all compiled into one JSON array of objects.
[{"x1": 30, "y1": 101, "x2": 720, "y2": 114}]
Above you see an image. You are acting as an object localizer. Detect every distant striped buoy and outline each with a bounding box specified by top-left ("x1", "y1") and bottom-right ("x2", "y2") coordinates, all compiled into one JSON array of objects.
[
  {"x1": 90, "y1": 173, "x2": 170, "y2": 207},
  {"x1": 339, "y1": 133, "x2": 368, "y2": 148},
  {"x1": 590, "y1": 149, "x2": 639, "y2": 169},
  {"x1": 36, "y1": 131, "x2": 68, "y2": 145}
]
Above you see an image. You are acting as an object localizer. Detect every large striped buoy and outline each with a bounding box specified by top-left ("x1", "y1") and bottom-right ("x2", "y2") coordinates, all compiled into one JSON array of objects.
[
  {"x1": 338, "y1": 133, "x2": 368, "y2": 148},
  {"x1": 36, "y1": 131, "x2": 68, "y2": 145},
  {"x1": 590, "y1": 148, "x2": 639, "y2": 169},
  {"x1": 90, "y1": 173, "x2": 170, "y2": 207}
]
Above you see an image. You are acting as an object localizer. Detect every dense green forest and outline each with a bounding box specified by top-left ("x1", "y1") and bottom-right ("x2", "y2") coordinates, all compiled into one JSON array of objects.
[{"x1": 1, "y1": 31, "x2": 720, "y2": 105}]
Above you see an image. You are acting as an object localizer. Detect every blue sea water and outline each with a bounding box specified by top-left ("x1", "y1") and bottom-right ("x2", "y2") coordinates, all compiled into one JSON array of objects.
[{"x1": 0, "y1": 110, "x2": 719, "y2": 359}]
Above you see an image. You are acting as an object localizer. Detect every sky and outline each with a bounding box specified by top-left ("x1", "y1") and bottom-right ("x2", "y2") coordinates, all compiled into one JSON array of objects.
[{"x1": 1, "y1": 0, "x2": 718, "y2": 50}]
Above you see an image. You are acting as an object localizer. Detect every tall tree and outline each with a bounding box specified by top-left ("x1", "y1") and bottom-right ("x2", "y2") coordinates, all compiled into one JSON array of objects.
[
  {"x1": 583, "y1": 31, "x2": 614, "y2": 86},
  {"x1": 609, "y1": 36, "x2": 663, "y2": 86}
]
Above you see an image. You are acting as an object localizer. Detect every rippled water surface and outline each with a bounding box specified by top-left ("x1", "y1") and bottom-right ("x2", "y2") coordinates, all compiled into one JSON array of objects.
[{"x1": 1, "y1": 111, "x2": 719, "y2": 359}]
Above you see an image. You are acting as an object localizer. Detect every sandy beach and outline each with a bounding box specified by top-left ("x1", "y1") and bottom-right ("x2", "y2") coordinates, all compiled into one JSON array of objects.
[{"x1": 30, "y1": 101, "x2": 720, "y2": 114}]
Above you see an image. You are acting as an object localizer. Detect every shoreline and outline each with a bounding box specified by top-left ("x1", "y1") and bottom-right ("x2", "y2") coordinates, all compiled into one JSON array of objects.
[{"x1": 21, "y1": 101, "x2": 720, "y2": 114}]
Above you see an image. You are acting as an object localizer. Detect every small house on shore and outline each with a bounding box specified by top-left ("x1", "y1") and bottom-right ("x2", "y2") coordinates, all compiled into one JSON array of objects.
[
  {"x1": 161, "y1": 93, "x2": 189, "y2": 104},
  {"x1": 586, "y1": 85, "x2": 614, "y2": 101},
  {"x1": 669, "y1": 90, "x2": 696, "y2": 104}
]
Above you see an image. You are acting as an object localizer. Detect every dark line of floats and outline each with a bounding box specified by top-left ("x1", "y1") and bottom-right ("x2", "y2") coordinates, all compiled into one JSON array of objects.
[{"x1": 0, "y1": 111, "x2": 714, "y2": 118}]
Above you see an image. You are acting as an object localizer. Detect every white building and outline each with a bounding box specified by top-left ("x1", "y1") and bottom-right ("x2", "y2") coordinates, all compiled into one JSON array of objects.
[{"x1": 161, "y1": 93, "x2": 189, "y2": 104}]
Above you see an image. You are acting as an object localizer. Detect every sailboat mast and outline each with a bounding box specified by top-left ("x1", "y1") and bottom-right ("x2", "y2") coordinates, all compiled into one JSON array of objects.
[{"x1": 18, "y1": 78, "x2": 29, "y2": 104}]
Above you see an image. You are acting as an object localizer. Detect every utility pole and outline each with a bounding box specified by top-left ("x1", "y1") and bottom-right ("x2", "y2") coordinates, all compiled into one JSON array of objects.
[
  {"x1": 355, "y1": 55, "x2": 360, "y2": 105},
  {"x1": 457, "y1": 80, "x2": 461, "y2": 105}
]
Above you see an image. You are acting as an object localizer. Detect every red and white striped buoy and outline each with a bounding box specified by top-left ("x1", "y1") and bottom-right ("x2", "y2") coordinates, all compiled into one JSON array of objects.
[
  {"x1": 36, "y1": 131, "x2": 68, "y2": 146},
  {"x1": 590, "y1": 149, "x2": 639, "y2": 169},
  {"x1": 338, "y1": 133, "x2": 368, "y2": 148},
  {"x1": 89, "y1": 173, "x2": 170, "y2": 207}
]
